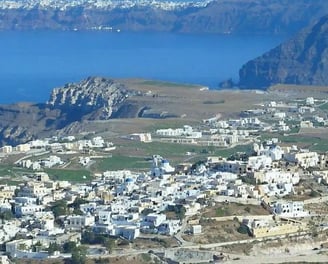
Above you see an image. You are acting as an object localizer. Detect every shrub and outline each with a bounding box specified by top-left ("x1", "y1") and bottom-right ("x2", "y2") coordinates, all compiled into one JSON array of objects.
[{"x1": 237, "y1": 225, "x2": 249, "y2": 235}]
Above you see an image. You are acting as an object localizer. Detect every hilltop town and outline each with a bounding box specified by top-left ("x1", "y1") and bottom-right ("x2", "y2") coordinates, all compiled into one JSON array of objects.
[
  {"x1": 1, "y1": 0, "x2": 328, "y2": 35},
  {"x1": 0, "y1": 84, "x2": 328, "y2": 263},
  {"x1": 0, "y1": 0, "x2": 210, "y2": 11}
]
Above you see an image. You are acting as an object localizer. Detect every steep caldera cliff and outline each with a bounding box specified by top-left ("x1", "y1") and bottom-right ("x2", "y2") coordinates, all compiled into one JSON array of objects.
[
  {"x1": 239, "y1": 15, "x2": 328, "y2": 89},
  {"x1": 2, "y1": 0, "x2": 328, "y2": 35}
]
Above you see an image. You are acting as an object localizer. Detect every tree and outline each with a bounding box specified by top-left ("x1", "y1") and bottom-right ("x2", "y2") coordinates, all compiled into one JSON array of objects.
[
  {"x1": 196, "y1": 197, "x2": 207, "y2": 205},
  {"x1": 47, "y1": 242, "x2": 61, "y2": 255},
  {"x1": 166, "y1": 204, "x2": 186, "y2": 220},
  {"x1": 32, "y1": 241, "x2": 43, "y2": 252},
  {"x1": 73, "y1": 208, "x2": 84, "y2": 215},
  {"x1": 244, "y1": 206, "x2": 251, "y2": 213},
  {"x1": 0, "y1": 211, "x2": 14, "y2": 221},
  {"x1": 18, "y1": 243, "x2": 28, "y2": 251},
  {"x1": 176, "y1": 205, "x2": 186, "y2": 220},
  {"x1": 237, "y1": 225, "x2": 249, "y2": 235},
  {"x1": 71, "y1": 246, "x2": 87, "y2": 264},
  {"x1": 103, "y1": 238, "x2": 115, "y2": 253},
  {"x1": 82, "y1": 230, "x2": 97, "y2": 244},
  {"x1": 310, "y1": 190, "x2": 320, "y2": 198},
  {"x1": 70, "y1": 197, "x2": 88, "y2": 210},
  {"x1": 50, "y1": 200, "x2": 68, "y2": 218},
  {"x1": 63, "y1": 241, "x2": 77, "y2": 253}
]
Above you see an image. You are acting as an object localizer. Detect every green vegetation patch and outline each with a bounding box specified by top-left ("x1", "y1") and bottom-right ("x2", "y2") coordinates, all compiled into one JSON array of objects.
[
  {"x1": 136, "y1": 141, "x2": 198, "y2": 157},
  {"x1": 289, "y1": 126, "x2": 300, "y2": 134},
  {"x1": 260, "y1": 133, "x2": 328, "y2": 152},
  {"x1": 203, "y1": 100, "x2": 225, "y2": 104},
  {"x1": 281, "y1": 135, "x2": 328, "y2": 152},
  {"x1": 146, "y1": 141, "x2": 250, "y2": 158},
  {"x1": 45, "y1": 168, "x2": 91, "y2": 182},
  {"x1": 311, "y1": 142, "x2": 328, "y2": 152},
  {"x1": 141, "y1": 253, "x2": 152, "y2": 262},
  {"x1": 0, "y1": 179, "x2": 24, "y2": 186},
  {"x1": 216, "y1": 207, "x2": 226, "y2": 217},
  {"x1": 214, "y1": 144, "x2": 253, "y2": 158},
  {"x1": 93, "y1": 155, "x2": 150, "y2": 171},
  {"x1": 319, "y1": 102, "x2": 328, "y2": 110},
  {"x1": 0, "y1": 165, "x2": 32, "y2": 178}
]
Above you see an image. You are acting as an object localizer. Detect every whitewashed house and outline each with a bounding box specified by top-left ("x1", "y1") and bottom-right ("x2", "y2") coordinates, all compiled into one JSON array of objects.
[
  {"x1": 247, "y1": 155, "x2": 272, "y2": 171},
  {"x1": 143, "y1": 213, "x2": 166, "y2": 228},
  {"x1": 66, "y1": 214, "x2": 95, "y2": 229},
  {"x1": 285, "y1": 151, "x2": 319, "y2": 168},
  {"x1": 271, "y1": 201, "x2": 308, "y2": 218}
]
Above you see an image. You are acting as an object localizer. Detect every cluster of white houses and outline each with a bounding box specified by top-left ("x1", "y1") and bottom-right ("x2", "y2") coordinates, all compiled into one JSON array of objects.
[
  {"x1": 154, "y1": 96, "x2": 328, "y2": 148},
  {"x1": 0, "y1": 136, "x2": 114, "y2": 155},
  {"x1": 0, "y1": 96, "x2": 328, "y2": 260},
  {"x1": 0, "y1": 136, "x2": 326, "y2": 259}
]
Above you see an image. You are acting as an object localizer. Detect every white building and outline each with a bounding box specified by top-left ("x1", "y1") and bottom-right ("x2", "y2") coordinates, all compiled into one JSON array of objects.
[
  {"x1": 151, "y1": 155, "x2": 175, "y2": 177},
  {"x1": 129, "y1": 133, "x2": 152, "y2": 142},
  {"x1": 67, "y1": 215, "x2": 95, "y2": 229},
  {"x1": 300, "y1": 121, "x2": 313, "y2": 128},
  {"x1": 271, "y1": 201, "x2": 308, "y2": 218},
  {"x1": 98, "y1": 209, "x2": 112, "y2": 225},
  {"x1": 80, "y1": 202, "x2": 97, "y2": 214},
  {"x1": 252, "y1": 169, "x2": 300, "y2": 185},
  {"x1": 191, "y1": 225, "x2": 202, "y2": 235},
  {"x1": 299, "y1": 106, "x2": 315, "y2": 113},
  {"x1": 273, "y1": 112, "x2": 286, "y2": 120},
  {"x1": 92, "y1": 137, "x2": 105, "y2": 148},
  {"x1": 0, "y1": 146, "x2": 12, "y2": 154},
  {"x1": 14, "y1": 144, "x2": 30, "y2": 152},
  {"x1": 29, "y1": 139, "x2": 49, "y2": 149},
  {"x1": 259, "y1": 145, "x2": 284, "y2": 161},
  {"x1": 144, "y1": 213, "x2": 166, "y2": 227},
  {"x1": 114, "y1": 226, "x2": 140, "y2": 240},
  {"x1": 247, "y1": 156, "x2": 272, "y2": 171},
  {"x1": 285, "y1": 151, "x2": 319, "y2": 168},
  {"x1": 156, "y1": 125, "x2": 201, "y2": 138},
  {"x1": 306, "y1": 97, "x2": 315, "y2": 106},
  {"x1": 39, "y1": 155, "x2": 63, "y2": 168},
  {"x1": 35, "y1": 212, "x2": 55, "y2": 230},
  {"x1": 79, "y1": 156, "x2": 91, "y2": 166},
  {"x1": 15, "y1": 204, "x2": 44, "y2": 217}
]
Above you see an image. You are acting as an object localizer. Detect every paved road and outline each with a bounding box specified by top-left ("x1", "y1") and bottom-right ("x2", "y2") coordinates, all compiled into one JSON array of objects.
[
  {"x1": 174, "y1": 216, "x2": 194, "y2": 247},
  {"x1": 214, "y1": 195, "x2": 261, "y2": 205},
  {"x1": 226, "y1": 248, "x2": 328, "y2": 264}
]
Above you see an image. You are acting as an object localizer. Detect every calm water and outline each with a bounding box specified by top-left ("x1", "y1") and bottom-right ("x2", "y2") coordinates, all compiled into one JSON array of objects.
[{"x1": 0, "y1": 31, "x2": 285, "y2": 104}]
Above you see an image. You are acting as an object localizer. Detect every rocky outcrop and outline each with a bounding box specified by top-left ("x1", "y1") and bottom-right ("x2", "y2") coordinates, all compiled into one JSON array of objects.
[
  {"x1": 0, "y1": 77, "x2": 131, "y2": 145},
  {"x1": 48, "y1": 77, "x2": 129, "y2": 120},
  {"x1": 239, "y1": 15, "x2": 328, "y2": 89}
]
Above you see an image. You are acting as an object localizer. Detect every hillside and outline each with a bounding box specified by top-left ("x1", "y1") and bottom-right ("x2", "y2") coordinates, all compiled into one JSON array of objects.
[{"x1": 239, "y1": 15, "x2": 328, "y2": 89}]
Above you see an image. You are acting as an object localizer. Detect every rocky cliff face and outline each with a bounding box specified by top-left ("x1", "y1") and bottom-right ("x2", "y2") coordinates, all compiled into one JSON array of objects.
[
  {"x1": 174, "y1": 0, "x2": 328, "y2": 35},
  {"x1": 48, "y1": 77, "x2": 129, "y2": 120},
  {"x1": 0, "y1": 103, "x2": 62, "y2": 146},
  {"x1": 0, "y1": 77, "x2": 131, "y2": 146},
  {"x1": 1, "y1": 0, "x2": 328, "y2": 35},
  {"x1": 239, "y1": 15, "x2": 328, "y2": 89}
]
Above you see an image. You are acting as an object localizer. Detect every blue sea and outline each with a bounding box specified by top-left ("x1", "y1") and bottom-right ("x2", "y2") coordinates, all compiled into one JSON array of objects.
[{"x1": 0, "y1": 31, "x2": 285, "y2": 104}]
